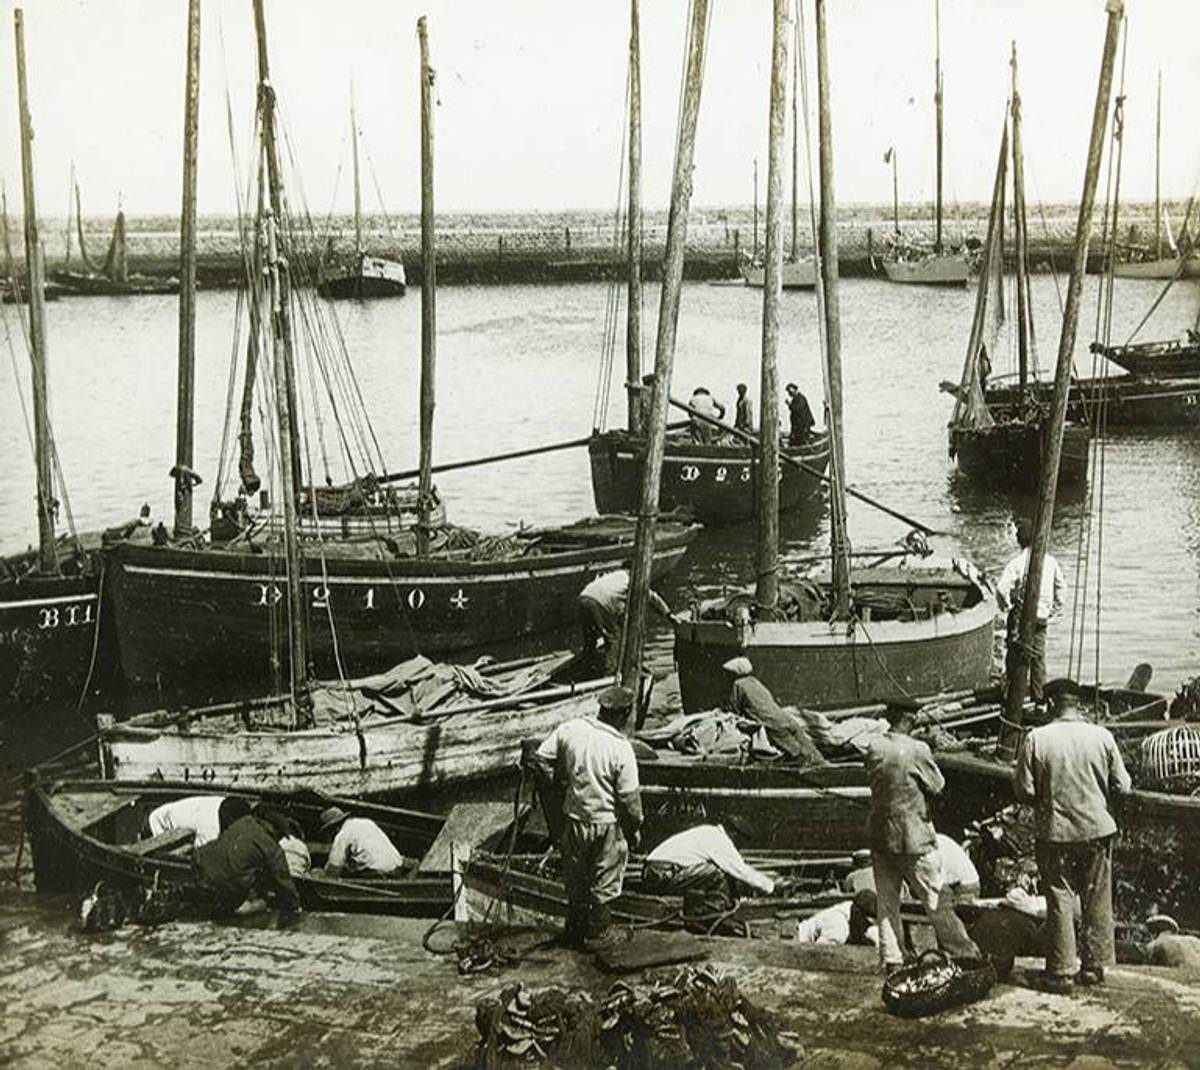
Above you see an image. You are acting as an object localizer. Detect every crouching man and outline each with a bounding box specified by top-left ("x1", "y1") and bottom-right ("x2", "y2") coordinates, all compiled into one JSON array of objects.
[
  {"x1": 533, "y1": 685, "x2": 644, "y2": 948},
  {"x1": 641, "y1": 820, "x2": 780, "y2": 926}
]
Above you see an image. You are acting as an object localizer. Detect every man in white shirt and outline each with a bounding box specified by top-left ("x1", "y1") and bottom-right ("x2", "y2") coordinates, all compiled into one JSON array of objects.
[
  {"x1": 318, "y1": 807, "x2": 405, "y2": 878},
  {"x1": 996, "y1": 518, "x2": 1066, "y2": 704},
  {"x1": 642, "y1": 822, "x2": 777, "y2": 921},
  {"x1": 795, "y1": 891, "x2": 879, "y2": 946},
  {"x1": 533, "y1": 685, "x2": 643, "y2": 947},
  {"x1": 577, "y1": 568, "x2": 671, "y2": 674},
  {"x1": 146, "y1": 795, "x2": 251, "y2": 848},
  {"x1": 934, "y1": 833, "x2": 981, "y2": 902}
]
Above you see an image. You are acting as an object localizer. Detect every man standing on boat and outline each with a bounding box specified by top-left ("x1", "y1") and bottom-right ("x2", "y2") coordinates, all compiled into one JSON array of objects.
[
  {"x1": 785, "y1": 383, "x2": 815, "y2": 446},
  {"x1": 688, "y1": 386, "x2": 726, "y2": 443},
  {"x1": 997, "y1": 518, "x2": 1066, "y2": 705},
  {"x1": 865, "y1": 704, "x2": 979, "y2": 974},
  {"x1": 1014, "y1": 680, "x2": 1131, "y2": 993},
  {"x1": 734, "y1": 383, "x2": 754, "y2": 433},
  {"x1": 532, "y1": 685, "x2": 643, "y2": 948},
  {"x1": 577, "y1": 568, "x2": 671, "y2": 674}
]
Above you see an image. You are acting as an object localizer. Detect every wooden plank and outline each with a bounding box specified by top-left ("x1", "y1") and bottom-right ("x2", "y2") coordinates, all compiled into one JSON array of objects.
[
  {"x1": 57, "y1": 791, "x2": 136, "y2": 832},
  {"x1": 127, "y1": 828, "x2": 195, "y2": 857},
  {"x1": 594, "y1": 930, "x2": 709, "y2": 973},
  {"x1": 418, "y1": 802, "x2": 516, "y2": 874}
]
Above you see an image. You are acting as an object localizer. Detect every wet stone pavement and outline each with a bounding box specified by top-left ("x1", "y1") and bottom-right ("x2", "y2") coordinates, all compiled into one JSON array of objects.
[{"x1": 4, "y1": 885, "x2": 1200, "y2": 1069}]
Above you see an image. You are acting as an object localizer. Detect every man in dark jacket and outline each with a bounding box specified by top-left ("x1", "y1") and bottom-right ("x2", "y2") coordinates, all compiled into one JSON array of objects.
[
  {"x1": 1014, "y1": 680, "x2": 1131, "y2": 992},
  {"x1": 866, "y1": 706, "x2": 978, "y2": 973},
  {"x1": 192, "y1": 811, "x2": 302, "y2": 916},
  {"x1": 722, "y1": 657, "x2": 826, "y2": 766},
  {"x1": 785, "y1": 383, "x2": 815, "y2": 445}
]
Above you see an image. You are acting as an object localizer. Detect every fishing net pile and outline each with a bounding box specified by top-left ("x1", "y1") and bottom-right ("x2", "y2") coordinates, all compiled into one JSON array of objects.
[{"x1": 471, "y1": 968, "x2": 802, "y2": 1069}]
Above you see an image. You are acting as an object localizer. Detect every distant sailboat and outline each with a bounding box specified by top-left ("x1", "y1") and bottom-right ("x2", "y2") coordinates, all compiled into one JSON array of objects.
[
  {"x1": 1112, "y1": 73, "x2": 1200, "y2": 280},
  {"x1": 879, "y1": 0, "x2": 969, "y2": 287},
  {"x1": 52, "y1": 185, "x2": 179, "y2": 296},
  {"x1": 317, "y1": 95, "x2": 407, "y2": 300}
]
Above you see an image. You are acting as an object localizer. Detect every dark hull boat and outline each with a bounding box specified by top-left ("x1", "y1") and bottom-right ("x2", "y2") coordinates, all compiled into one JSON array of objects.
[
  {"x1": 105, "y1": 517, "x2": 697, "y2": 697},
  {"x1": 985, "y1": 376, "x2": 1200, "y2": 428},
  {"x1": 26, "y1": 775, "x2": 452, "y2": 916},
  {"x1": 316, "y1": 255, "x2": 407, "y2": 299},
  {"x1": 950, "y1": 421, "x2": 1091, "y2": 488},
  {"x1": 589, "y1": 429, "x2": 830, "y2": 525},
  {"x1": 0, "y1": 559, "x2": 102, "y2": 712},
  {"x1": 672, "y1": 565, "x2": 996, "y2": 714},
  {"x1": 1091, "y1": 337, "x2": 1200, "y2": 379},
  {"x1": 50, "y1": 270, "x2": 179, "y2": 297}
]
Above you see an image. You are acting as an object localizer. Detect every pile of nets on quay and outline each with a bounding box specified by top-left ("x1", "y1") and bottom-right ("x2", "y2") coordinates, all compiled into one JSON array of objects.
[{"x1": 471, "y1": 966, "x2": 803, "y2": 1069}]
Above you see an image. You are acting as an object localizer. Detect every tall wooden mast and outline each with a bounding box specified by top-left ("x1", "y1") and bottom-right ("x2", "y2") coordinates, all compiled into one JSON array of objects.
[
  {"x1": 1154, "y1": 70, "x2": 1162, "y2": 260},
  {"x1": 351, "y1": 85, "x2": 363, "y2": 262},
  {"x1": 252, "y1": 0, "x2": 311, "y2": 724},
  {"x1": 752, "y1": 157, "x2": 759, "y2": 259},
  {"x1": 14, "y1": 7, "x2": 56, "y2": 574},
  {"x1": 625, "y1": 0, "x2": 643, "y2": 434},
  {"x1": 173, "y1": 0, "x2": 201, "y2": 537},
  {"x1": 933, "y1": 0, "x2": 944, "y2": 255},
  {"x1": 755, "y1": 0, "x2": 791, "y2": 610},
  {"x1": 816, "y1": 0, "x2": 851, "y2": 615},
  {"x1": 1010, "y1": 43, "x2": 1030, "y2": 403},
  {"x1": 618, "y1": 0, "x2": 710, "y2": 696},
  {"x1": 416, "y1": 18, "x2": 437, "y2": 556},
  {"x1": 999, "y1": 0, "x2": 1124, "y2": 756},
  {"x1": 790, "y1": 33, "x2": 799, "y2": 262}
]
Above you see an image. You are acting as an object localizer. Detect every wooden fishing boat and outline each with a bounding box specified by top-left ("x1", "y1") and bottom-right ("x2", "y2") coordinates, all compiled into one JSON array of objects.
[
  {"x1": 881, "y1": 243, "x2": 969, "y2": 286},
  {"x1": 946, "y1": 47, "x2": 1091, "y2": 491},
  {"x1": 589, "y1": 428, "x2": 829, "y2": 524},
  {"x1": 105, "y1": 516, "x2": 695, "y2": 697},
  {"x1": 318, "y1": 253, "x2": 406, "y2": 299},
  {"x1": 1092, "y1": 337, "x2": 1200, "y2": 380},
  {"x1": 587, "y1": 6, "x2": 828, "y2": 527},
  {"x1": 26, "y1": 775, "x2": 452, "y2": 916},
  {"x1": 1, "y1": 548, "x2": 103, "y2": 712},
  {"x1": 98, "y1": 651, "x2": 615, "y2": 794},
  {"x1": 950, "y1": 422, "x2": 1091, "y2": 486},
  {"x1": 672, "y1": 3, "x2": 995, "y2": 717},
  {"x1": 52, "y1": 202, "x2": 179, "y2": 297},
  {"x1": 879, "y1": 3, "x2": 970, "y2": 288},
  {"x1": 0, "y1": 14, "x2": 128, "y2": 712},
  {"x1": 461, "y1": 847, "x2": 865, "y2": 937},
  {"x1": 316, "y1": 98, "x2": 406, "y2": 299},
  {"x1": 673, "y1": 564, "x2": 996, "y2": 714},
  {"x1": 1110, "y1": 253, "x2": 1200, "y2": 280},
  {"x1": 1110, "y1": 74, "x2": 1200, "y2": 280},
  {"x1": 984, "y1": 374, "x2": 1200, "y2": 428},
  {"x1": 740, "y1": 257, "x2": 817, "y2": 290}
]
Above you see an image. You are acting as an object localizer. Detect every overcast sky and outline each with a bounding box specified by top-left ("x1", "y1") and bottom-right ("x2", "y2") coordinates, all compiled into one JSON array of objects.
[{"x1": 1, "y1": 0, "x2": 1198, "y2": 220}]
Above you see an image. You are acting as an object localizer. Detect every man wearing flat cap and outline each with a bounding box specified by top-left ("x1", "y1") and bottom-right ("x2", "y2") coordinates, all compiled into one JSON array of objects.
[
  {"x1": 533, "y1": 684, "x2": 644, "y2": 947},
  {"x1": 722, "y1": 656, "x2": 826, "y2": 765},
  {"x1": 1014, "y1": 679, "x2": 1131, "y2": 993}
]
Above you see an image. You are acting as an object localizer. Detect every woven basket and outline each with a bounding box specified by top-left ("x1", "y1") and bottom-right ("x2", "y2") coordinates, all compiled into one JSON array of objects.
[
  {"x1": 881, "y1": 949, "x2": 997, "y2": 1018},
  {"x1": 1140, "y1": 725, "x2": 1200, "y2": 794}
]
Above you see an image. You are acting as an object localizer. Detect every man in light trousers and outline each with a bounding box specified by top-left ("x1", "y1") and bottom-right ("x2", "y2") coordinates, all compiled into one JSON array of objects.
[
  {"x1": 865, "y1": 706, "x2": 979, "y2": 973},
  {"x1": 1014, "y1": 680, "x2": 1131, "y2": 993}
]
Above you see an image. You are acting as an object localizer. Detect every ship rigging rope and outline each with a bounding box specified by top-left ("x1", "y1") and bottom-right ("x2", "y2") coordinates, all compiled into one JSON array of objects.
[
  {"x1": 592, "y1": 61, "x2": 631, "y2": 433},
  {"x1": 1068, "y1": 37, "x2": 1126, "y2": 681}
]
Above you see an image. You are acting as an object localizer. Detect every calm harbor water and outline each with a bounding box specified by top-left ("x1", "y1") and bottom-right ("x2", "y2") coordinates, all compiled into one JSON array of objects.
[{"x1": 2, "y1": 272, "x2": 1199, "y2": 752}]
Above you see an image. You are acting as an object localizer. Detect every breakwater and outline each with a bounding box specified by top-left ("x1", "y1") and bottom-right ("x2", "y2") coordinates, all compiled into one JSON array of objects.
[{"x1": 15, "y1": 200, "x2": 1179, "y2": 287}]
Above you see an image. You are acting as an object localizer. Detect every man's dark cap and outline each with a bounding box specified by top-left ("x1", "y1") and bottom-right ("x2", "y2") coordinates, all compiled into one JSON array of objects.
[
  {"x1": 1044, "y1": 678, "x2": 1082, "y2": 705},
  {"x1": 723, "y1": 814, "x2": 758, "y2": 841},
  {"x1": 883, "y1": 698, "x2": 922, "y2": 725},
  {"x1": 598, "y1": 685, "x2": 635, "y2": 713}
]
